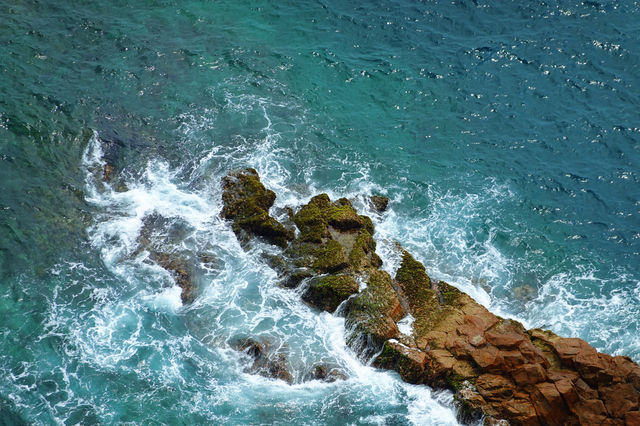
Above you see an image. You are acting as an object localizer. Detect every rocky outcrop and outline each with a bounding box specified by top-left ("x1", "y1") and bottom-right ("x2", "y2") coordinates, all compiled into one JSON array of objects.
[
  {"x1": 304, "y1": 364, "x2": 347, "y2": 383},
  {"x1": 221, "y1": 168, "x2": 294, "y2": 247},
  {"x1": 221, "y1": 169, "x2": 640, "y2": 425},
  {"x1": 369, "y1": 195, "x2": 390, "y2": 213}
]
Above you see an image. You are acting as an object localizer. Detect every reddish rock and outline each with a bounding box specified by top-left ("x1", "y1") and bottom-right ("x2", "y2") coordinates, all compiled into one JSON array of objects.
[
  {"x1": 476, "y1": 374, "x2": 515, "y2": 401},
  {"x1": 485, "y1": 330, "x2": 526, "y2": 349},
  {"x1": 471, "y1": 346, "x2": 504, "y2": 371},
  {"x1": 512, "y1": 363, "x2": 547, "y2": 385},
  {"x1": 600, "y1": 383, "x2": 640, "y2": 419},
  {"x1": 464, "y1": 313, "x2": 499, "y2": 332},
  {"x1": 502, "y1": 396, "x2": 539, "y2": 425},
  {"x1": 502, "y1": 350, "x2": 526, "y2": 369},
  {"x1": 553, "y1": 378, "x2": 579, "y2": 408},
  {"x1": 531, "y1": 382, "x2": 569, "y2": 425},
  {"x1": 626, "y1": 411, "x2": 640, "y2": 426}
]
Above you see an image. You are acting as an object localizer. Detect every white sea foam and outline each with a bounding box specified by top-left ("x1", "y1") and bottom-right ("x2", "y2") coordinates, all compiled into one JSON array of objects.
[{"x1": 75, "y1": 109, "x2": 466, "y2": 424}]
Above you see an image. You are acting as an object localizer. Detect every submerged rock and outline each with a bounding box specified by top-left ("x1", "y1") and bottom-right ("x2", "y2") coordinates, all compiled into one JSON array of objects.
[
  {"x1": 304, "y1": 364, "x2": 347, "y2": 383},
  {"x1": 231, "y1": 337, "x2": 294, "y2": 384},
  {"x1": 134, "y1": 213, "x2": 198, "y2": 304}
]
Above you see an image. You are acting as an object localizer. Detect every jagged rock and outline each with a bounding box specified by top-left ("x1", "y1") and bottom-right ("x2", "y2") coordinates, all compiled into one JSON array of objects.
[
  {"x1": 151, "y1": 252, "x2": 196, "y2": 304},
  {"x1": 279, "y1": 267, "x2": 314, "y2": 289},
  {"x1": 369, "y1": 195, "x2": 390, "y2": 213},
  {"x1": 304, "y1": 365, "x2": 347, "y2": 383},
  {"x1": 231, "y1": 338, "x2": 293, "y2": 384},
  {"x1": 221, "y1": 168, "x2": 294, "y2": 247},
  {"x1": 373, "y1": 340, "x2": 428, "y2": 384},
  {"x1": 103, "y1": 163, "x2": 115, "y2": 181},
  {"x1": 134, "y1": 213, "x2": 198, "y2": 304},
  {"x1": 344, "y1": 270, "x2": 405, "y2": 353},
  {"x1": 220, "y1": 169, "x2": 640, "y2": 425},
  {"x1": 302, "y1": 275, "x2": 359, "y2": 313}
]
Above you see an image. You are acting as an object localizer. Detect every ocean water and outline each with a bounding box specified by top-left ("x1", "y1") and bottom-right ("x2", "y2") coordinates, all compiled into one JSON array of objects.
[{"x1": 1, "y1": 0, "x2": 639, "y2": 424}]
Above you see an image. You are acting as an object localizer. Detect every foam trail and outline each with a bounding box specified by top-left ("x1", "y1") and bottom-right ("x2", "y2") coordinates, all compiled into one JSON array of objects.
[{"x1": 75, "y1": 126, "x2": 462, "y2": 424}]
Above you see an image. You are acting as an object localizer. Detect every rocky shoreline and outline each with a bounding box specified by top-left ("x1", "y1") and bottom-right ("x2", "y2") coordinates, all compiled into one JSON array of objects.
[{"x1": 215, "y1": 169, "x2": 640, "y2": 425}]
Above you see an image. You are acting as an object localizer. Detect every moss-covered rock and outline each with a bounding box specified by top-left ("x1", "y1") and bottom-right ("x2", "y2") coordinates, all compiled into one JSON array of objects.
[
  {"x1": 348, "y1": 230, "x2": 382, "y2": 272},
  {"x1": 394, "y1": 251, "x2": 436, "y2": 313},
  {"x1": 293, "y1": 200, "x2": 327, "y2": 243},
  {"x1": 221, "y1": 169, "x2": 294, "y2": 247},
  {"x1": 293, "y1": 194, "x2": 375, "y2": 242},
  {"x1": 373, "y1": 340, "x2": 427, "y2": 384},
  {"x1": 345, "y1": 270, "x2": 405, "y2": 351},
  {"x1": 312, "y1": 239, "x2": 349, "y2": 273},
  {"x1": 302, "y1": 274, "x2": 359, "y2": 312}
]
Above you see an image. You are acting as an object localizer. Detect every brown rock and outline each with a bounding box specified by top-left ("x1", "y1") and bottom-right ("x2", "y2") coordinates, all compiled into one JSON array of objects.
[
  {"x1": 464, "y1": 313, "x2": 499, "y2": 332},
  {"x1": 512, "y1": 363, "x2": 547, "y2": 385},
  {"x1": 626, "y1": 411, "x2": 640, "y2": 426},
  {"x1": 600, "y1": 383, "x2": 640, "y2": 419},
  {"x1": 502, "y1": 396, "x2": 539, "y2": 425},
  {"x1": 531, "y1": 382, "x2": 569, "y2": 425},
  {"x1": 476, "y1": 374, "x2": 515, "y2": 401},
  {"x1": 554, "y1": 378, "x2": 579, "y2": 408},
  {"x1": 502, "y1": 350, "x2": 526, "y2": 369},
  {"x1": 232, "y1": 338, "x2": 294, "y2": 384},
  {"x1": 485, "y1": 330, "x2": 526, "y2": 349},
  {"x1": 374, "y1": 340, "x2": 427, "y2": 384},
  {"x1": 574, "y1": 399, "x2": 608, "y2": 424},
  {"x1": 103, "y1": 163, "x2": 114, "y2": 181},
  {"x1": 471, "y1": 346, "x2": 504, "y2": 371},
  {"x1": 369, "y1": 195, "x2": 390, "y2": 212}
]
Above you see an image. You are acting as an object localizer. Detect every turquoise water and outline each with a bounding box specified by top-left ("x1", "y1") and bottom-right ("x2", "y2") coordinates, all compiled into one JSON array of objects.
[{"x1": 1, "y1": 0, "x2": 639, "y2": 424}]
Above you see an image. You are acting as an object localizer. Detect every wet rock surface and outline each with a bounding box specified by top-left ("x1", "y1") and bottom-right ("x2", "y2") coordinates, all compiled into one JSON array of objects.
[
  {"x1": 304, "y1": 364, "x2": 347, "y2": 383},
  {"x1": 369, "y1": 195, "x2": 390, "y2": 213},
  {"x1": 221, "y1": 169, "x2": 640, "y2": 425},
  {"x1": 134, "y1": 213, "x2": 199, "y2": 304},
  {"x1": 231, "y1": 337, "x2": 294, "y2": 384}
]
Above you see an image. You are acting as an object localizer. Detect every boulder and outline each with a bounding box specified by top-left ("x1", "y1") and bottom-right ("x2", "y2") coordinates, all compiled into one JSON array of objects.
[
  {"x1": 302, "y1": 275, "x2": 359, "y2": 313},
  {"x1": 221, "y1": 168, "x2": 294, "y2": 247},
  {"x1": 369, "y1": 195, "x2": 390, "y2": 213}
]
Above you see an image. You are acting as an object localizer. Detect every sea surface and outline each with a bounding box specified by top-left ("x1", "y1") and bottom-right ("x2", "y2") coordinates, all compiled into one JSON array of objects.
[{"x1": 1, "y1": 1, "x2": 639, "y2": 424}]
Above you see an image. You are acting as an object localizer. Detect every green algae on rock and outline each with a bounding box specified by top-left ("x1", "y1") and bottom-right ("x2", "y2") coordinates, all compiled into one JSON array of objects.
[
  {"x1": 302, "y1": 274, "x2": 359, "y2": 313},
  {"x1": 221, "y1": 168, "x2": 294, "y2": 247},
  {"x1": 344, "y1": 270, "x2": 405, "y2": 352},
  {"x1": 220, "y1": 169, "x2": 640, "y2": 425}
]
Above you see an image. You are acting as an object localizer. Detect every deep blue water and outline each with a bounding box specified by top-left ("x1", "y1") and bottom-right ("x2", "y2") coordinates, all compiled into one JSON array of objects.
[{"x1": 1, "y1": 1, "x2": 639, "y2": 424}]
